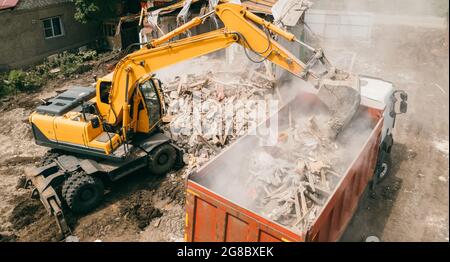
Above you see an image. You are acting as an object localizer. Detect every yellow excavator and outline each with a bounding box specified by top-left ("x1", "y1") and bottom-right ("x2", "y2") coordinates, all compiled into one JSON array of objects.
[{"x1": 25, "y1": 3, "x2": 360, "y2": 237}]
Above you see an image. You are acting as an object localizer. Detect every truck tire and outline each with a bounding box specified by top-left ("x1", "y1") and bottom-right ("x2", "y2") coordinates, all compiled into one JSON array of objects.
[
  {"x1": 148, "y1": 144, "x2": 177, "y2": 175},
  {"x1": 375, "y1": 150, "x2": 392, "y2": 183},
  {"x1": 62, "y1": 171, "x2": 104, "y2": 214}
]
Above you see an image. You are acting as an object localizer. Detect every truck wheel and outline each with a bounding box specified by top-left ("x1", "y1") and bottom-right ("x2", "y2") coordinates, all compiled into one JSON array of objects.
[
  {"x1": 62, "y1": 171, "x2": 104, "y2": 214},
  {"x1": 376, "y1": 150, "x2": 392, "y2": 183},
  {"x1": 148, "y1": 144, "x2": 177, "y2": 175}
]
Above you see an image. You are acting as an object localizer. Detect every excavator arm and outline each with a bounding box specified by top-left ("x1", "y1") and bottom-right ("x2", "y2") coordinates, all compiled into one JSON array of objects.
[
  {"x1": 98, "y1": 2, "x2": 358, "y2": 140},
  {"x1": 100, "y1": 3, "x2": 308, "y2": 124}
]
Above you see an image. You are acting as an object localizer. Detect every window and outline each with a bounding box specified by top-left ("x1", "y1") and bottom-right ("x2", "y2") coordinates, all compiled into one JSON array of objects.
[
  {"x1": 42, "y1": 17, "x2": 64, "y2": 39},
  {"x1": 140, "y1": 80, "x2": 161, "y2": 128},
  {"x1": 99, "y1": 82, "x2": 112, "y2": 104}
]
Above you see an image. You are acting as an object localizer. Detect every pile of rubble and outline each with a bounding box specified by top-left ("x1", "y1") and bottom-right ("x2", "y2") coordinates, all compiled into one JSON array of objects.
[
  {"x1": 246, "y1": 115, "x2": 343, "y2": 232},
  {"x1": 161, "y1": 64, "x2": 276, "y2": 173}
]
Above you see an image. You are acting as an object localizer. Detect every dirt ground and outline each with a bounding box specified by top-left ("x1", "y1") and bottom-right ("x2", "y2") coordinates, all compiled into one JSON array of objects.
[
  {"x1": 0, "y1": 63, "x2": 187, "y2": 242},
  {"x1": 326, "y1": 19, "x2": 449, "y2": 241},
  {"x1": 310, "y1": 0, "x2": 448, "y2": 242},
  {"x1": 0, "y1": 2, "x2": 448, "y2": 242}
]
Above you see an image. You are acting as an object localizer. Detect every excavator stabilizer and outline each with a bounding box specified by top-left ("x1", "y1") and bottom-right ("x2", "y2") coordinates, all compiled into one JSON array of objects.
[{"x1": 24, "y1": 164, "x2": 71, "y2": 238}]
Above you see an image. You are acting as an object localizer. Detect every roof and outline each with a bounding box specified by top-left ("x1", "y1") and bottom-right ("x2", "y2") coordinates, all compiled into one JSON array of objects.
[
  {"x1": 15, "y1": 0, "x2": 72, "y2": 10},
  {"x1": 0, "y1": 0, "x2": 19, "y2": 10}
]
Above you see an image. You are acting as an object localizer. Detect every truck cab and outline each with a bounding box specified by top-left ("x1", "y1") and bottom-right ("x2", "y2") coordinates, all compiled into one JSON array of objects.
[{"x1": 359, "y1": 76, "x2": 408, "y2": 182}]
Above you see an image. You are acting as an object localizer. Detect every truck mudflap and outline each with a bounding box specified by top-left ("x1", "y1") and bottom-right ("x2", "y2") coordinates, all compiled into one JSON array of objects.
[{"x1": 24, "y1": 163, "x2": 72, "y2": 238}]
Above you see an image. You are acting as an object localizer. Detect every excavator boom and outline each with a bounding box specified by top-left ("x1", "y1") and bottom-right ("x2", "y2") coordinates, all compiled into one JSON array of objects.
[
  {"x1": 98, "y1": 3, "x2": 359, "y2": 140},
  {"x1": 100, "y1": 3, "x2": 311, "y2": 129}
]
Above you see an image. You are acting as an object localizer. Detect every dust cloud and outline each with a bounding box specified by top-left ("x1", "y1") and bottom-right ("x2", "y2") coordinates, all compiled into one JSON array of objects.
[
  {"x1": 312, "y1": 0, "x2": 448, "y2": 17},
  {"x1": 191, "y1": 84, "x2": 377, "y2": 230}
]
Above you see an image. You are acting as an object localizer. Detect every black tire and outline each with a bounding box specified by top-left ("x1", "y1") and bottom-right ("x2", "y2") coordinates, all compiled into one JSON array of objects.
[
  {"x1": 148, "y1": 144, "x2": 177, "y2": 175},
  {"x1": 376, "y1": 150, "x2": 392, "y2": 183},
  {"x1": 62, "y1": 171, "x2": 104, "y2": 214},
  {"x1": 174, "y1": 149, "x2": 185, "y2": 171},
  {"x1": 39, "y1": 149, "x2": 61, "y2": 167}
]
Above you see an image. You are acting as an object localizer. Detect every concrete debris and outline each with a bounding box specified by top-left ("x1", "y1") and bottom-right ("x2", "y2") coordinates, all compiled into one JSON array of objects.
[
  {"x1": 49, "y1": 68, "x2": 61, "y2": 74},
  {"x1": 161, "y1": 64, "x2": 275, "y2": 176},
  {"x1": 245, "y1": 115, "x2": 344, "y2": 232},
  {"x1": 65, "y1": 235, "x2": 80, "y2": 242},
  {"x1": 365, "y1": 236, "x2": 381, "y2": 242},
  {"x1": 438, "y1": 176, "x2": 448, "y2": 183}
]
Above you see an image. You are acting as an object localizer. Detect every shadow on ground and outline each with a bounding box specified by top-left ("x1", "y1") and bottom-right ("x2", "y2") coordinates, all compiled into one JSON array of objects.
[
  {"x1": 340, "y1": 142, "x2": 409, "y2": 242},
  {"x1": 8, "y1": 166, "x2": 173, "y2": 242},
  {"x1": 69, "y1": 169, "x2": 168, "y2": 227}
]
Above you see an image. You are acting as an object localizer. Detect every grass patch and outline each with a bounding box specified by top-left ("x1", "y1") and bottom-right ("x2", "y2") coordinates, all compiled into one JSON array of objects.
[{"x1": 0, "y1": 50, "x2": 98, "y2": 99}]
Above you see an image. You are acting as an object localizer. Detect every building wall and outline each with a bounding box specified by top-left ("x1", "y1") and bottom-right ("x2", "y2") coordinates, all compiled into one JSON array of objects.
[{"x1": 0, "y1": 3, "x2": 99, "y2": 69}]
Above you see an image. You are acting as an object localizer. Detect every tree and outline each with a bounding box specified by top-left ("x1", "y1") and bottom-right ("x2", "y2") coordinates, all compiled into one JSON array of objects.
[{"x1": 73, "y1": 0, "x2": 121, "y2": 24}]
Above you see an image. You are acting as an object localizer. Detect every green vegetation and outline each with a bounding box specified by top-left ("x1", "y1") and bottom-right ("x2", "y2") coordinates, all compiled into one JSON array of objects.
[
  {"x1": 73, "y1": 0, "x2": 121, "y2": 24},
  {"x1": 0, "y1": 50, "x2": 98, "y2": 98}
]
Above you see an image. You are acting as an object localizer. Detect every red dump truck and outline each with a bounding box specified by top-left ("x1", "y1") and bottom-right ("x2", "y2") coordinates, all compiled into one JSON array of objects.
[{"x1": 184, "y1": 76, "x2": 407, "y2": 242}]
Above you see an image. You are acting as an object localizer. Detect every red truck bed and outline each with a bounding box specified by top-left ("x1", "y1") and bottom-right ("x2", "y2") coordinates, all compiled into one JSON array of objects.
[{"x1": 185, "y1": 93, "x2": 384, "y2": 242}]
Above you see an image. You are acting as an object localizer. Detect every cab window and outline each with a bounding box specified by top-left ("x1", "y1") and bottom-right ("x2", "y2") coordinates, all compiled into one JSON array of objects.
[
  {"x1": 140, "y1": 80, "x2": 161, "y2": 128},
  {"x1": 100, "y1": 82, "x2": 112, "y2": 104}
]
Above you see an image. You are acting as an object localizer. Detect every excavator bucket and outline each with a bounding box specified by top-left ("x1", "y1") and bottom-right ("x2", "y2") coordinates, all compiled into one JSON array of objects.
[{"x1": 316, "y1": 71, "x2": 361, "y2": 139}]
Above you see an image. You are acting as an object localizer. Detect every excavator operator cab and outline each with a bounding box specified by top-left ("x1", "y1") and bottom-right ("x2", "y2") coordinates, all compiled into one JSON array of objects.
[
  {"x1": 139, "y1": 78, "x2": 163, "y2": 130},
  {"x1": 139, "y1": 77, "x2": 164, "y2": 130},
  {"x1": 95, "y1": 75, "x2": 165, "y2": 134}
]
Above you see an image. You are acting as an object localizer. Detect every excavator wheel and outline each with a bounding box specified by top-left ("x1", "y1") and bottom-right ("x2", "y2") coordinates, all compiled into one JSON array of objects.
[
  {"x1": 39, "y1": 149, "x2": 61, "y2": 167},
  {"x1": 148, "y1": 144, "x2": 177, "y2": 175},
  {"x1": 174, "y1": 148, "x2": 186, "y2": 171},
  {"x1": 62, "y1": 171, "x2": 104, "y2": 214}
]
